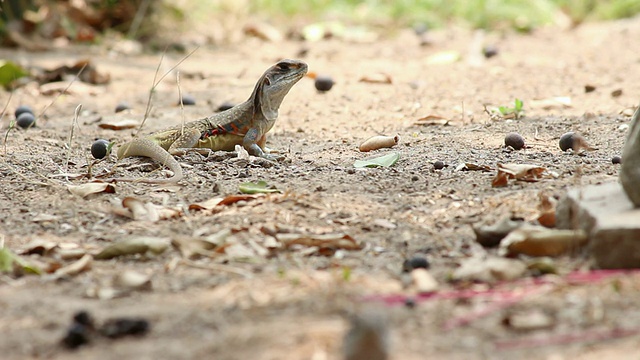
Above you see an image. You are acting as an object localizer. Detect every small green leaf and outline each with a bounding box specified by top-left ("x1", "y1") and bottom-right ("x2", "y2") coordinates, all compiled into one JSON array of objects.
[
  {"x1": 498, "y1": 106, "x2": 510, "y2": 115},
  {"x1": 354, "y1": 152, "x2": 400, "y2": 168},
  {"x1": 0, "y1": 247, "x2": 41, "y2": 275},
  {"x1": 239, "y1": 180, "x2": 280, "y2": 194},
  {"x1": 0, "y1": 61, "x2": 29, "y2": 88},
  {"x1": 514, "y1": 98, "x2": 524, "y2": 111}
]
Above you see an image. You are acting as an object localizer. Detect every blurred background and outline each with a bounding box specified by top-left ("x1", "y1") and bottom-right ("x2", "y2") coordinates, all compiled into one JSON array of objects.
[{"x1": 2, "y1": 0, "x2": 640, "y2": 50}]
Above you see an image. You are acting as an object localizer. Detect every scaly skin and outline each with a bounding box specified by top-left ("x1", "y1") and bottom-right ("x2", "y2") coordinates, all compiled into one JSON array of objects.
[{"x1": 115, "y1": 59, "x2": 308, "y2": 183}]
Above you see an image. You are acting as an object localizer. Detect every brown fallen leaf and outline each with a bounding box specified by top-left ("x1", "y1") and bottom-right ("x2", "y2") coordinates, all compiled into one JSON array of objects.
[
  {"x1": 537, "y1": 191, "x2": 557, "y2": 228},
  {"x1": 359, "y1": 135, "x2": 399, "y2": 152},
  {"x1": 492, "y1": 163, "x2": 546, "y2": 187},
  {"x1": 277, "y1": 233, "x2": 363, "y2": 252},
  {"x1": 243, "y1": 22, "x2": 284, "y2": 42},
  {"x1": 414, "y1": 114, "x2": 451, "y2": 126},
  {"x1": 67, "y1": 182, "x2": 115, "y2": 198},
  {"x1": 499, "y1": 226, "x2": 588, "y2": 257},
  {"x1": 359, "y1": 73, "x2": 392, "y2": 84},
  {"x1": 172, "y1": 229, "x2": 233, "y2": 259},
  {"x1": 98, "y1": 119, "x2": 140, "y2": 130},
  {"x1": 456, "y1": 163, "x2": 493, "y2": 172},
  {"x1": 188, "y1": 194, "x2": 264, "y2": 212}
]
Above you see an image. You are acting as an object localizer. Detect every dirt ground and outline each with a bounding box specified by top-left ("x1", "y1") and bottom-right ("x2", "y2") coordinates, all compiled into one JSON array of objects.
[{"x1": 2, "y1": 15, "x2": 640, "y2": 359}]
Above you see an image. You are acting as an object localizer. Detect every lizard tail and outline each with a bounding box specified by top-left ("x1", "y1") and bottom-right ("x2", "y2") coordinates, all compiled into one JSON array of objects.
[{"x1": 115, "y1": 138, "x2": 183, "y2": 183}]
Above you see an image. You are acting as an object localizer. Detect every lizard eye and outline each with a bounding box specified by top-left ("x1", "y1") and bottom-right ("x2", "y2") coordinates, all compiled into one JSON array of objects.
[{"x1": 276, "y1": 62, "x2": 290, "y2": 71}]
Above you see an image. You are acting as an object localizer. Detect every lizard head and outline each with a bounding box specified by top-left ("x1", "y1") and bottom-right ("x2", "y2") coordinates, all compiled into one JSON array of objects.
[{"x1": 252, "y1": 59, "x2": 308, "y2": 121}]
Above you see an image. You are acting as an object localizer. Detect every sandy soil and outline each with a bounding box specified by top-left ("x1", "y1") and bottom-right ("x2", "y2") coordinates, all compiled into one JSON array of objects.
[{"x1": 2, "y1": 16, "x2": 640, "y2": 359}]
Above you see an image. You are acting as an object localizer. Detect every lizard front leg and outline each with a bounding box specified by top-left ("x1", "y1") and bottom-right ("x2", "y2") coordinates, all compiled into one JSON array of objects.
[
  {"x1": 243, "y1": 128, "x2": 283, "y2": 160},
  {"x1": 167, "y1": 127, "x2": 209, "y2": 155}
]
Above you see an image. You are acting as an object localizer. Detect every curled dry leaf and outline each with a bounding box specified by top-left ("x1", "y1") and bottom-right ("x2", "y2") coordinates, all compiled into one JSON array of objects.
[
  {"x1": 67, "y1": 182, "x2": 116, "y2": 198},
  {"x1": 499, "y1": 226, "x2": 588, "y2": 257},
  {"x1": 277, "y1": 233, "x2": 362, "y2": 251},
  {"x1": 243, "y1": 22, "x2": 284, "y2": 42},
  {"x1": 20, "y1": 239, "x2": 59, "y2": 255},
  {"x1": 95, "y1": 237, "x2": 171, "y2": 260},
  {"x1": 359, "y1": 72, "x2": 392, "y2": 84},
  {"x1": 98, "y1": 119, "x2": 140, "y2": 130},
  {"x1": 188, "y1": 194, "x2": 264, "y2": 211},
  {"x1": 492, "y1": 163, "x2": 546, "y2": 187},
  {"x1": 456, "y1": 163, "x2": 493, "y2": 172},
  {"x1": 414, "y1": 114, "x2": 451, "y2": 126},
  {"x1": 530, "y1": 97, "x2": 572, "y2": 110},
  {"x1": 172, "y1": 229, "x2": 233, "y2": 259},
  {"x1": 119, "y1": 197, "x2": 181, "y2": 222},
  {"x1": 113, "y1": 270, "x2": 152, "y2": 291},
  {"x1": 53, "y1": 254, "x2": 92, "y2": 278},
  {"x1": 359, "y1": 135, "x2": 399, "y2": 152}
]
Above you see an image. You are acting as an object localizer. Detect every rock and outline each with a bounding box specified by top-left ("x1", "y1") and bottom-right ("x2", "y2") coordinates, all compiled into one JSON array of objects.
[
  {"x1": 620, "y1": 102, "x2": 640, "y2": 207},
  {"x1": 556, "y1": 182, "x2": 640, "y2": 268},
  {"x1": 452, "y1": 256, "x2": 527, "y2": 283},
  {"x1": 498, "y1": 225, "x2": 588, "y2": 257},
  {"x1": 504, "y1": 309, "x2": 555, "y2": 331},
  {"x1": 410, "y1": 268, "x2": 438, "y2": 293}
]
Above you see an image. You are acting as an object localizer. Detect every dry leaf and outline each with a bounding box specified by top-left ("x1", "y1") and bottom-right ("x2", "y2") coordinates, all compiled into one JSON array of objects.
[
  {"x1": 452, "y1": 256, "x2": 527, "y2": 283},
  {"x1": 359, "y1": 135, "x2": 399, "y2": 152},
  {"x1": 425, "y1": 51, "x2": 461, "y2": 65},
  {"x1": 98, "y1": 119, "x2": 140, "y2": 130},
  {"x1": 173, "y1": 229, "x2": 233, "y2": 259},
  {"x1": 456, "y1": 163, "x2": 493, "y2": 172},
  {"x1": 67, "y1": 182, "x2": 115, "y2": 198},
  {"x1": 20, "y1": 239, "x2": 59, "y2": 255},
  {"x1": 120, "y1": 197, "x2": 181, "y2": 221},
  {"x1": 414, "y1": 114, "x2": 451, "y2": 126},
  {"x1": 499, "y1": 226, "x2": 588, "y2": 257},
  {"x1": 537, "y1": 192, "x2": 557, "y2": 228},
  {"x1": 411, "y1": 268, "x2": 438, "y2": 293},
  {"x1": 277, "y1": 233, "x2": 362, "y2": 252},
  {"x1": 53, "y1": 254, "x2": 92, "y2": 278},
  {"x1": 95, "y1": 237, "x2": 171, "y2": 260},
  {"x1": 492, "y1": 163, "x2": 546, "y2": 187},
  {"x1": 188, "y1": 197, "x2": 224, "y2": 211},
  {"x1": 359, "y1": 73, "x2": 392, "y2": 84},
  {"x1": 113, "y1": 270, "x2": 152, "y2": 291},
  {"x1": 243, "y1": 22, "x2": 284, "y2": 42}
]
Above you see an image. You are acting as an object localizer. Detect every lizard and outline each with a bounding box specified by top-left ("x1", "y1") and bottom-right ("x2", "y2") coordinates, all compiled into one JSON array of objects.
[{"x1": 114, "y1": 59, "x2": 308, "y2": 184}]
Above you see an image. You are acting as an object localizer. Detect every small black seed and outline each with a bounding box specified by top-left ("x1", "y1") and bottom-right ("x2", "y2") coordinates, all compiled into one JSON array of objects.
[
  {"x1": 584, "y1": 85, "x2": 596, "y2": 93},
  {"x1": 483, "y1": 45, "x2": 499, "y2": 58},
  {"x1": 15, "y1": 105, "x2": 34, "y2": 118},
  {"x1": 404, "y1": 297, "x2": 416, "y2": 308},
  {"x1": 115, "y1": 102, "x2": 131, "y2": 113},
  {"x1": 91, "y1": 139, "x2": 111, "y2": 159},
  {"x1": 559, "y1": 132, "x2": 577, "y2": 151},
  {"x1": 62, "y1": 323, "x2": 90, "y2": 349},
  {"x1": 315, "y1": 75, "x2": 334, "y2": 92},
  {"x1": 73, "y1": 311, "x2": 94, "y2": 328},
  {"x1": 217, "y1": 101, "x2": 235, "y2": 112},
  {"x1": 408, "y1": 256, "x2": 430, "y2": 270},
  {"x1": 16, "y1": 112, "x2": 36, "y2": 128},
  {"x1": 180, "y1": 94, "x2": 196, "y2": 106},
  {"x1": 504, "y1": 132, "x2": 525, "y2": 150},
  {"x1": 612, "y1": 155, "x2": 622, "y2": 164},
  {"x1": 433, "y1": 160, "x2": 445, "y2": 170},
  {"x1": 411, "y1": 175, "x2": 419, "y2": 181}
]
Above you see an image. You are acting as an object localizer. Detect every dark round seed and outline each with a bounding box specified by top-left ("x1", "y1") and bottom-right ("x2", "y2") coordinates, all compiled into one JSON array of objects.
[
  {"x1": 15, "y1": 105, "x2": 34, "y2": 118},
  {"x1": 433, "y1": 160, "x2": 445, "y2": 170},
  {"x1": 73, "y1": 311, "x2": 94, "y2": 328},
  {"x1": 504, "y1": 132, "x2": 525, "y2": 150},
  {"x1": 180, "y1": 94, "x2": 196, "y2": 106},
  {"x1": 612, "y1": 155, "x2": 622, "y2": 164},
  {"x1": 16, "y1": 112, "x2": 36, "y2": 128},
  {"x1": 91, "y1": 139, "x2": 111, "y2": 159},
  {"x1": 408, "y1": 256, "x2": 430, "y2": 270},
  {"x1": 559, "y1": 132, "x2": 577, "y2": 151},
  {"x1": 411, "y1": 175, "x2": 419, "y2": 181},
  {"x1": 483, "y1": 45, "x2": 499, "y2": 58},
  {"x1": 115, "y1": 102, "x2": 131, "y2": 113},
  {"x1": 404, "y1": 297, "x2": 416, "y2": 308},
  {"x1": 217, "y1": 101, "x2": 235, "y2": 112},
  {"x1": 315, "y1": 75, "x2": 334, "y2": 92},
  {"x1": 62, "y1": 323, "x2": 90, "y2": 349}
]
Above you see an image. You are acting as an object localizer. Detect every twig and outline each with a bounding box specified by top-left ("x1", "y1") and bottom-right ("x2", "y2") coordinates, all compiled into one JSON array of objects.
[
  {"x1": 179, "y1": 259, "x2": 253, "y2": 278},
  {"x1": 127, "y1": 0, "x2": 152, "y2": 39},
  {"x1": 63, "y1": 104, "x2": 83, "y2": 182}
]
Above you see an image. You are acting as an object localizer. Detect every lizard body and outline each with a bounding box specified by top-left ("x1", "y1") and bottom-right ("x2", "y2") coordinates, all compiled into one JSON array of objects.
[{"x1": 115, "y1": 59, "x2": 308, "y2": 183}]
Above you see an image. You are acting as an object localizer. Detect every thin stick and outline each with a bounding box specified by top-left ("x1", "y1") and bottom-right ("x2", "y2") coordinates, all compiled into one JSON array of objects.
[
  {"x1": 63, "y1": 104, "x2": 83, "y2": 182},
  {"x1": 180, "y1": 259, "x2": 253, "y2": 278}
]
